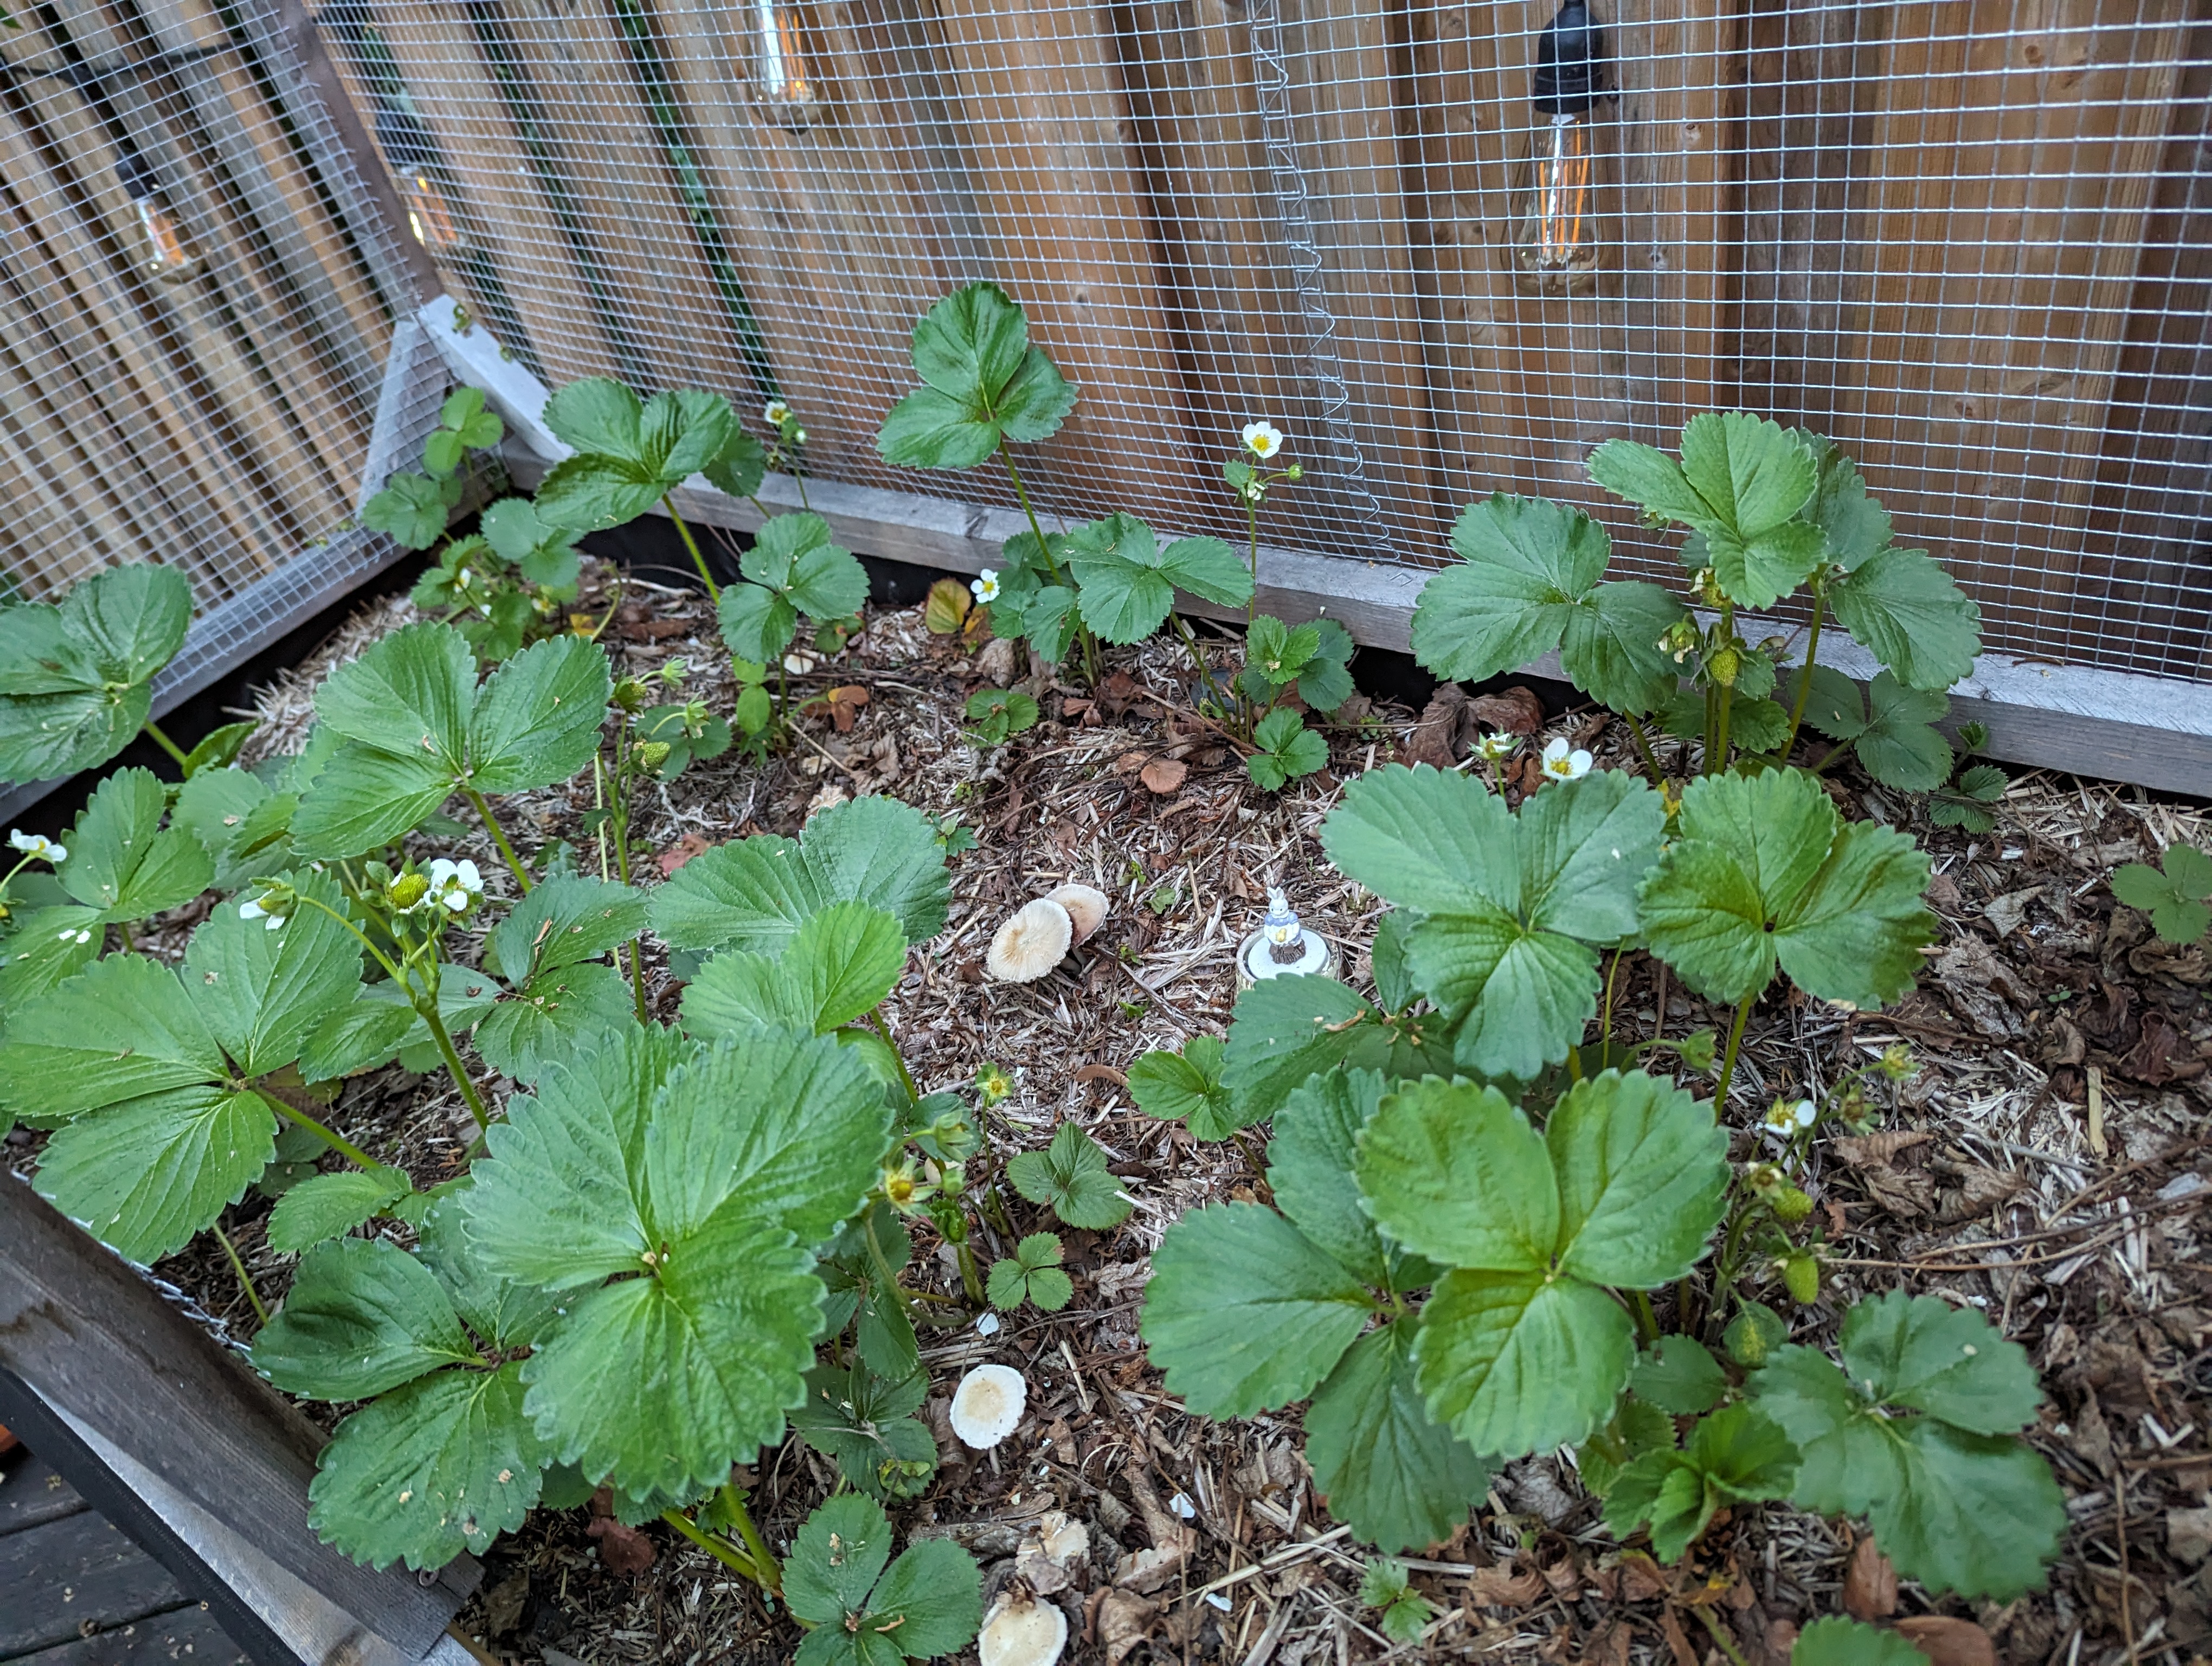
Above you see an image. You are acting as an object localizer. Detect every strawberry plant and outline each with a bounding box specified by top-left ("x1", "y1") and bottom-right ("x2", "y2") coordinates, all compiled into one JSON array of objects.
[
  {"x1": 1006, "y1": 1122, "x2": 1130, "y2": 1230},
  {"x1": 782, "y1": 1493, "x2": 980, "y2": 1665},
  {"x1": 288, "y1": 621, "x2": 610, "y2": 884},
  {"x1": 985, "y1": 1231, "x2": 1072, "y2": 1313},
  {"x1": 2113, "y1": 841, "x2": 2212, "y2": 945},
  {"x1": 789, "y1": 1361, "x2": 938, "y2": 1502},
  {"x1": 0, "y1": 563, "x2": 194, "y2": 782},
  {"x1": 533, "y1": 375, "x2": 763, "y2": 597}
]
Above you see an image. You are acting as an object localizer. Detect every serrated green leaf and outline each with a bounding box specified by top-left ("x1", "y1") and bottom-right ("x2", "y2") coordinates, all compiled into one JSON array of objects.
[
  {"x1": 733, "y1": 513, "x2": 869, "y2": 648},
  {"x1": 1304, "y1": 1316, "x2": 1495, "y2": 1553},
  {"x1": 1270, "y1": 1067, "x2": 1436, "y2": 1291},
  {"x1": 1410, "y1": 495, "x2": 1610, "y2": 684},
  {"x1": 475, "y1": 962, "x2": 635, "y2": 1081},
  {"x1": 1827, "y1": 545, "x2": 1980, "y2": 691},
  {"x1": 0, "y1": 565, "x2": 192, "y2": 781},
  {"x1": 364, "y1": 472, "x2": 461, "y2": 549},
  {"x1": 1005, "y1": 1122, "x2": 1129, "y2": 1229},
  {"x1": 1356, "y1": 1077, "x2": 1556, "y2": 1273},
  {"x1": 484, "y1": 1024, "x2": 890, "y2": 1499},
  {"x1": 1064, "y1": 513, "x2": 1252, "y2": 644},
  {"x1": 0, "y1": 905, "x2": 105, "y2": 1005},
  {"x1": 1414, "y1": 1270, "x2": 1633, "y2": 1454},
  {"x1": 1629, "y1": 1336, "x2": 1727, "y2": 1415},
  {"x1": 469, "y1": 633, "x2": 613, "y2": 795},
  {"x1": 1220, "y1": 973, "x2": 1454, "y2": 1123},
  {"x1": 34, "y1": 1084, "x2": 275, "y2": 1264},
  {"x1": 184, "y1": 868, "x2": 365, "y2": 1077},
  {"x1": 491, "y1": 874, "x2": 647, "y2": 981},
  {"x1": 1128, "y1": 1036, "x2": 1234, "y2": 1138},
  {"x1": 1548, "y1": 1071, "x2": 1728, "y2": 1288},
  {"x1": 681, "y1": 901, "x2": 908, "y2": 1040},
  {"x1": 58, "y1": 767, "x2": 210, "y2": 915},
  {"x1": 181, "y1": 720, "x2": 256, "y2": 779},
  {"x1": 877, "y1": 283, "x2": 1075, "y2": 470},
  {"x1": 1325, "y1": 766, "x2": 1663, "y2": 1078},
  {"x1": 1140, "y1": 1201, "x2": 1375, "y2": 1417},
  {"x1": 313, "y1": 620, "x2": 472, "y2": 763},
  {"x1": 1852, "y1": 672, "x2": 1953, "y2": 792},
  {"x1": 1248, "y1": 708, "x2": 1328, "y2": 789},
  {"x1": 787, "y1": 1492, "x2": 896, "y2": 1625},
  {"x1": 265, "y1": 1166, "x2": 413, "y2": 1252},
  {"x1": 790, "y1": 1362, "x2": 939, "y2": 1501},
  {"x1": 1576, "y1": 1394, "x2": 1676, "y2": 1497},
  {"x1": 1752, "y1": 1293, "x2": 2062, "y2": 1599},
  {"x1": 1593, "y1": 414, "x2": 1818, "y2": 607},
  {"x1": 2112, "y1": 845, "x2": 2212, "y2": 944},
  {"x1": 1796, "y1": 436, "x2": 1892, "y2": 571},
  {"x1": 1, "y1": 951, "x2": 226, "y2": 1118},
  {"x1": 1791, "y1": 1618, "x2": 1929, "y2": 1666},
  {"x1": 865, "y1": 1539, "x2": 982, "y2": 1659},
  {"x1": 1795, "y1": 663, "x2": 1868, "y2": 742},
  {"x1": 308, "y1": 1362, "x2": 544, "y2": 1571},
  {"x1": 1834, "y1": 1290, "x2": 2044, "y2": 1434},
  {"x1": 649, "y1": 796, "x2": 949, "y2": 956},
  {"x1": 1605, "y1": 1403, "x2": 1796, "y2": 1562},
  {"x1": 1639, "y1": 768, "x2": 1933, "y2": 1008},
  {"x1": 254, "y1": 1238, "x2": 482, "y2": 1399}
]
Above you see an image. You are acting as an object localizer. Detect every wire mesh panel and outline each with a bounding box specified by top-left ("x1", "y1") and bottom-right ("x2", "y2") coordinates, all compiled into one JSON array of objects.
[
  {"x1": 0, "y1": 0, "x2": 411, "y2": 613},
  {"x1": 329, "y1": 0, "x2": 2205, "y2": 681}
]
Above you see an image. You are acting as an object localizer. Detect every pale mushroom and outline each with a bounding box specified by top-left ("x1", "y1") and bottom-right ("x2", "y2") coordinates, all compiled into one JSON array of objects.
[
  {"x1": 1045, "y1": 883, "x2": 1109, "y2": 946},
  {"x1": 978, "y1": 1589, "x2": 1069, "y2": 1666},
  {"x1": 986, "y1": 899, "x2": 1072, "y2": 983},
  {"x1": 1015, "y1": 1511, "x2": 1091, "y2": 1595},
  {"x1": 949, "y1": 1362, "x2": 1027, "y2": 1449}
]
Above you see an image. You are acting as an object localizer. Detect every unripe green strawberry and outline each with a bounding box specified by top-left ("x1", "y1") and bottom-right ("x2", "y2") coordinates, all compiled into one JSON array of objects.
[{"x1": 1783, "y1": 1252, "x2": 1821, "y2": 1305}]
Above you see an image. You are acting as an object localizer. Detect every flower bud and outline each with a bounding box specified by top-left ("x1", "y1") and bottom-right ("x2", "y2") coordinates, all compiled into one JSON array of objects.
[
  {"x1": 1284, "y1": 463, "x2": 1303, "y2": 482},
  {"x1": 1878, "y1": 1043, "x2": 1915, "y2": 1082}
]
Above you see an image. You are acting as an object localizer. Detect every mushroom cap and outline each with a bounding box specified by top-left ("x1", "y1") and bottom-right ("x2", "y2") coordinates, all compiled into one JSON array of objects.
[
  {"x1": 949, "y1": 1362, "x2": 1027, "y2": 1449},
  {"x1": 1045, "y1": 883, "x2": 1110, "y2": 946},
  {"x1": 986, "y1": 898, "x2": 1073, "y2": 983},
  {"x1": 978, "y1": 1590, "x2": 1069, "y2": 1666}
]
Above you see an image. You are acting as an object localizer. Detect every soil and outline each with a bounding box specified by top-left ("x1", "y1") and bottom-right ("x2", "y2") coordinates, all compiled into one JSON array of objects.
[{"x1": 15, "y1": 552, "x2": 2210, "y2": 1666}]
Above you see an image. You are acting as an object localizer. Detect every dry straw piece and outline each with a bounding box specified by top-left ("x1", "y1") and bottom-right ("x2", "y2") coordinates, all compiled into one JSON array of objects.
[
  {"x1": 986, "y1": 898, "x2": 1073, "y2": 982},
  {"x1": 1045, "y1": 882, "x2": 1110, "y2": 945}
]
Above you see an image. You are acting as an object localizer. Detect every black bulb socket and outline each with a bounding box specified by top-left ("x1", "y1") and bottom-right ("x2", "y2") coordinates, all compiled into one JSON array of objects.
[{"x1": 1532, "y1": 0, "x2": 1605, "y2": 117}]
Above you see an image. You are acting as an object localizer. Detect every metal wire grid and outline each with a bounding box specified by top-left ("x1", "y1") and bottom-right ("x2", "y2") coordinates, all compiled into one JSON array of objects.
[
  {"x1": 325, "y1": 0, "x2": 2203, "y2": 681},
  {"x1": 0, "y1": 0, "x2": 416, "y2": 622}
]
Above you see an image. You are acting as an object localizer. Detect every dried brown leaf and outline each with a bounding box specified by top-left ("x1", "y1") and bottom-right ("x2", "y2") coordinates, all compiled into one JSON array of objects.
[
  {"x1": 1139, "y1": 757, "x2": 1188, "y2": 795},
  {"x1": 1843, "y1": 1535, "x2": 1898, "y2": 1620},
  {"x1": 1893, "y1": 1616, "x2": 1996, "y2": 1666}
]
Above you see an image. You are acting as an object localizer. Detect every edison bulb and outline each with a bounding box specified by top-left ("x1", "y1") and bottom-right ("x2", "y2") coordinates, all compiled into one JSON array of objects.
[
  {"x1": 115, "y1": 155, "x2": 202, "y2": 283},
  {"x1": 1510, "y1": 0, "x2": 1606, "y2": 297},
  {"x1": 750, "y1": 0, "x2": 825, "y2": 128}
]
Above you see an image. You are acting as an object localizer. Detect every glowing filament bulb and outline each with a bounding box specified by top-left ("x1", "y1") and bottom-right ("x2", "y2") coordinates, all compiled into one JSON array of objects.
[
  {"x1": 752, "y1": 0, "x2": 824, "y2": 127},
  {"x1": 397, "y1": 171, "x2": 462, "y2": 254},
  {"x1": 115, "y1": 155, "x2": 201, "y2": 283},
  {"x1": 1510, "y1": 0, "x2": 1605, "y2": 297}
]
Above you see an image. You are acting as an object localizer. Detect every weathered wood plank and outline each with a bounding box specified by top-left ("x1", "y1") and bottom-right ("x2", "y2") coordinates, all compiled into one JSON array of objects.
[
  {"x1": 0, "y1": 1454, "x2": 87, "y2": 1537},
  {"x1": 0, "y1": 1508, "x2": 183, "y2": 1658},
  {"x1": 9, "y1": 1602, "x2": 250, "y2": 1666},
  {"x1": 0, "y1": 1180, "x2": 472, "y2": 1663}
]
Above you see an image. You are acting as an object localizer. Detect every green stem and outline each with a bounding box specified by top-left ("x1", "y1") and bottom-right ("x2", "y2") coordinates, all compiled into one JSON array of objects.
[
  {"x1": 1713, "y1": 990, "x2": 1757, "y2": 1113},
  {"x1": 1001, "y1": 449, "x2": 1098, "y2": 683},
  {"x1": 291, "y1": 894, "x2": 408, "y2": 986},
  {"x1": 1781, "y1": 592, "x2": 1825, "y2": 761},
  {"x1": 1169, "y1": 611, "x2": 1211, "y2": 697},
  {"x1": 460, "y1": 785, "x2": 532, "y2": 894},
  {"x1": 1232, "y1": 1129, "x2": 1268, "y2": 1182},
  {"x1": 661, "y1": 1507, "x2": 766, "y2": 1585},
  {"x1": 142, "y1": 719, "x2": 192, "y2": 770},
  {"x1": 1623, "y1": 711, "x2": 1664, "y2": 787},
  {"x1": 663, "y1": 496, "x2": 720, "y2": 601},
  {"x1": 1711, "y1": 684, "x2": 1734, "y2": 776},
  {"x1": 955, "y1": 1235, "x2": 984, "y2": 1305},
  {"x1": 718, "y1": 1483, "x2": 781, "y2": 1590},
  {"x1": 864, "y1": 1008, "x2": 920, "y2": 1104},
  {"x1": 1629, "y1": 1289, "x2": 1661, "y2": 1346},
  {"x1": 1245, "y1": 499, "x2": 1259, "y2": 627},
  {"x1": 1808, "y1": 740, "x2": 1849, "y2": 775},
  {"x1": 254, "y1": 1087, "x2": 382, "y2": 1170},
  {"x1": 211, "y1": 1221, "x2": 269, "y2": 1328},
  {"x1": 606, "y1": 733, "x2": 649, "y2": 1024},
  {"x1": 420, "y1": 1002, "x2": 492, "y2": 1130},
  {"x1": 792, "y1": 465, "x2": 811, "y2": 513},
  {"x1": 1694, "y1": 1601, "x2": 1752, "y2": 1666}
]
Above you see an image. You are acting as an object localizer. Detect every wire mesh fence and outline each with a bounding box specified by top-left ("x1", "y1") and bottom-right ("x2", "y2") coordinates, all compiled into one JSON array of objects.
[
  {"x1": 0, "y1": 0, "x2": 419, "y2": 624},
  {"x1": 6, "y1": 0, "x2": 2207, "y2": 687}
]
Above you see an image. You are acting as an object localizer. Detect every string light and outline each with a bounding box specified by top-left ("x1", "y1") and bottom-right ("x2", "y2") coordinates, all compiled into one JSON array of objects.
[
  {"x1": 113, "y1": 152, "x2": 201, "y2": 282},
  {"x1": 374, "y1": 108, "x2": 463, "y2": 255},
  {"x1": 1510, "y1": 0, "x2": 1605, "y2": 297},
  {"x1": 748, "y1": 0, "x2": 825, "y2": 129}
]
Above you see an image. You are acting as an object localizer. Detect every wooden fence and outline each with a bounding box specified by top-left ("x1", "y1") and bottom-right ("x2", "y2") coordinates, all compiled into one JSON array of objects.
[{"x1": 324, "y1": 0, "x2": 2212, "y2": 681}]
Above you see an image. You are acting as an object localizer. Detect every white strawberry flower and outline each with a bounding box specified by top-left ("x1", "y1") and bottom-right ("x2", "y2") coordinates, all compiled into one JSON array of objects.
[
  {"x1": 1241, "y1": 420, "x2": 1284, "y2": 460},
  {"x1": 972, "y1": 569, "x2": 1001, "y2": 604},
  {"x1": 1474, "y1": 732, "x2": 1517, "y2": 762},
  {"x1": 1540, "y1": 737, "x2": 1593, "y2": 780},
  {"x1": 427, "y1": 857, "x2": 483, "y2": 914},
  {"x1": 238, "y1": 891, "x2": 287, "y2": 931},
  {"x1": 763, "y1": 399, "x2": 792, "y2": 428},
  {"x1": 9, "y1": 830, "x2": 65, "y2": 864}
]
